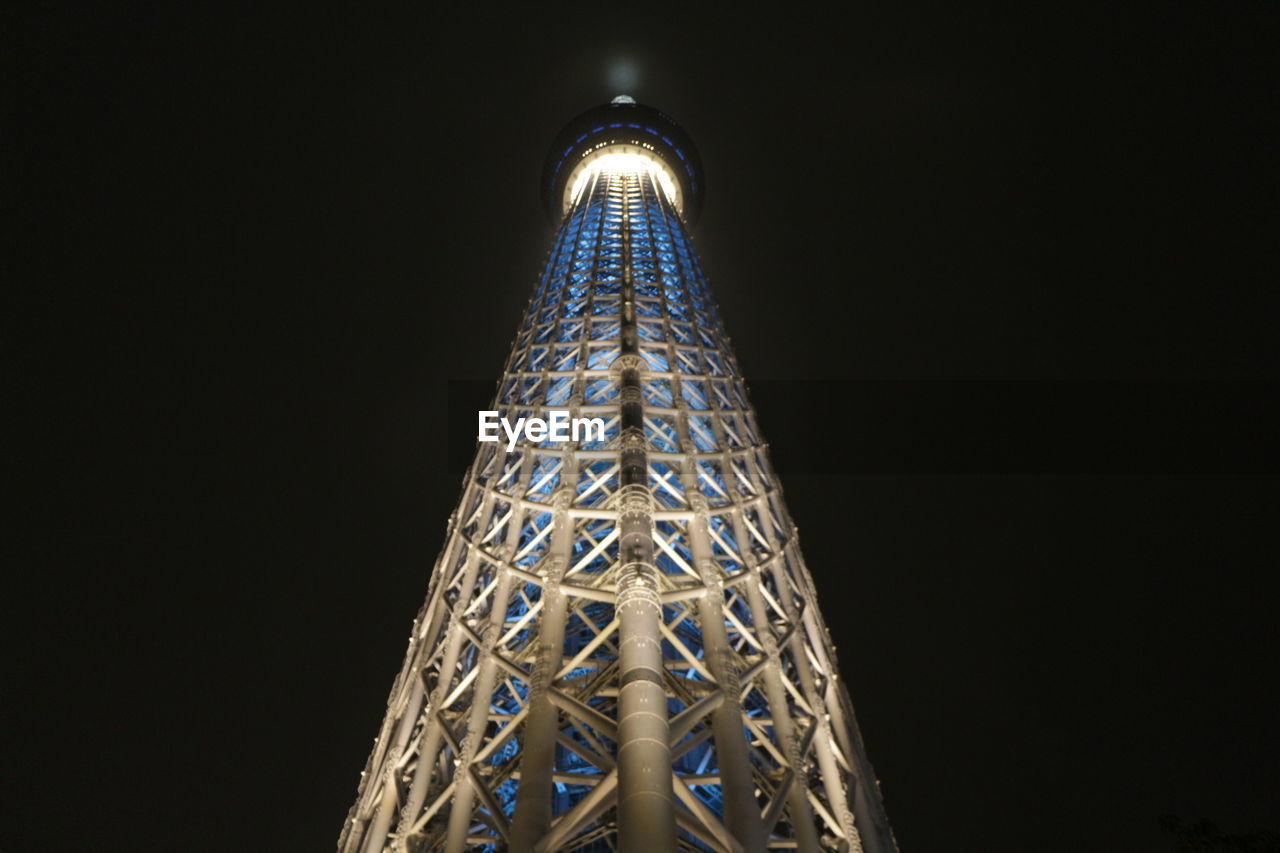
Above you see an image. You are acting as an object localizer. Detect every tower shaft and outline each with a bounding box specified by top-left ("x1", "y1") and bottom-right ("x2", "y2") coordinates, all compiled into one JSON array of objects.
[{"x1": 340, "y1": 125, "x2": 896, "y2": 852}]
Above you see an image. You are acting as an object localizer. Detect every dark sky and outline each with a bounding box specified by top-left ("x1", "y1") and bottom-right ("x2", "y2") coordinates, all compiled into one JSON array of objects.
[{"x1": 7, "y1": 4, "x2": 1279, "y2": 851}]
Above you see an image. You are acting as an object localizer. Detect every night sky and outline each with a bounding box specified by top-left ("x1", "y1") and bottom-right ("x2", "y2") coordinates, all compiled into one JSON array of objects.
[{"x1": 8, "y1": 5, "x2": 1279, "y2": 851}]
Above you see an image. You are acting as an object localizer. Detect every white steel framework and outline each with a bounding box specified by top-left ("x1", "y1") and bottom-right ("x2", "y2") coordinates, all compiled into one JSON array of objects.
[{"x1": 340, "y1": 120, "x2": 896, "y2": 853}]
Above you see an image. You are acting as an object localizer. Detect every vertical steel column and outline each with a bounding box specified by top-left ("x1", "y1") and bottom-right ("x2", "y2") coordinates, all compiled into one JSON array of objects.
[
  {"x1": 801, "y1": 586, "x2": 895, "y2": 853},
  {"x1": 779, "y1": 467, "x2": 895, "y2": 853},
  {"x1": 695, "y1": 551, "x2": 770, "y2": 851},
  {"x1": 509, "y1": 482, "x2": 575, "y2": 850},
  {"x1": 389, "y1": 492, "x2": 501, "y2": 847},
  {"x1": 355, "y1": 677, "x2": 423, "y2": 853},
  {"x1": 351, "y1": 519, "x2": 478, "y2": 851},
  {"x1": 660, "y1": 179, "x2": 765, "y2": 851},
  {"x1": 731, "y1": 498, "x2": 821, "y2": 853},
  {"x1": 677, "y1": 478, "x2": 767, "y2": 844},
  {"x1": 656, "y1": 172, "x2": 766, "y2": 846},
  {"x1": 759, "y1": 505, "x2": 862, "y2": 850},
  {"x1": 511, "y1": 206, "x2": 592, "y2": 848},
  {"x1": 612, "y1": 171, "x2": 675, "y2": 853},
  {"x1": 444, "y1": 452, "x2": 535, "y2": 852}
]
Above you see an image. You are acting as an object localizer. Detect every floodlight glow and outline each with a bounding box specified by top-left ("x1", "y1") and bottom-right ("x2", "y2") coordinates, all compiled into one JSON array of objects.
[
  {"x1": 566, "y1": 148, "x2": 681, "y2": 212},
  {"x1": 608, "y1": 58, "x2": 640, "y2": 92}
]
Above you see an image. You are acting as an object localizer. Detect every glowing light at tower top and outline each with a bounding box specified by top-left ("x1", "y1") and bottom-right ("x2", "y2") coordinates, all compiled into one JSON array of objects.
[
  {"x1": 567, "y1": 149, "x2": 682, "y2": 213},
  {"x1": 541, "y1": 94, "x2": 706, "y2": 225}
]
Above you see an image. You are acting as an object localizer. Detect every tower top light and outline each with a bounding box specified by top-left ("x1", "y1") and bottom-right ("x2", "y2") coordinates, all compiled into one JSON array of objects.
[{"x1": 542, "y1": 97, "x2": 705, "y2": 225}]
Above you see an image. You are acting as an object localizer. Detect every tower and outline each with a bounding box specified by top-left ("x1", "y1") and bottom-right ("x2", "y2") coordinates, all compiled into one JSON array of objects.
[{"x1": 340, "y1": 97, "x2": 896, "y2": 853}]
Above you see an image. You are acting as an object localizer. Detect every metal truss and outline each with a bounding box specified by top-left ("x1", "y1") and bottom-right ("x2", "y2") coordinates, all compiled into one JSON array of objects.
[{"x1": 339, "y1": 164, "x2": 897, "y2": 853}]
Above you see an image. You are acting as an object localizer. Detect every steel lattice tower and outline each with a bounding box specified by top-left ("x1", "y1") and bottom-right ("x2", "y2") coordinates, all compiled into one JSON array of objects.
[{"x1": 340, "y1": 97, "x2": 896, "y2": 853}]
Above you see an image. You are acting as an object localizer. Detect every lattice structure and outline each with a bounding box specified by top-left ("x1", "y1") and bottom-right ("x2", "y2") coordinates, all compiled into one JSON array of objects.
[{"x1": 340, "y1": 99, "x2": 896, "y2": 853}]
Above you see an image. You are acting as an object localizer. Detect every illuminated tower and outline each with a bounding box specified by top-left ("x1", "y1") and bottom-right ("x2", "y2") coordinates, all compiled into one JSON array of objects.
[{"x1": 339, "y1": 96, "x2": 897, "y2": 853}]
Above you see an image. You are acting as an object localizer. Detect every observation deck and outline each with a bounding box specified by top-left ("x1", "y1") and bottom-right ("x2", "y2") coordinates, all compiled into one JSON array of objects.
[{"x1": 542, "y1": 95, "x2": 706, "y2": 225}]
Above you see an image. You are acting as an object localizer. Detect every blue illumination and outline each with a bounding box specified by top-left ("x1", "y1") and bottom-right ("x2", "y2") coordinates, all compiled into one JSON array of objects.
[{"x1": 453, "y1": 161, "x2": 734, "y2": 840}]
